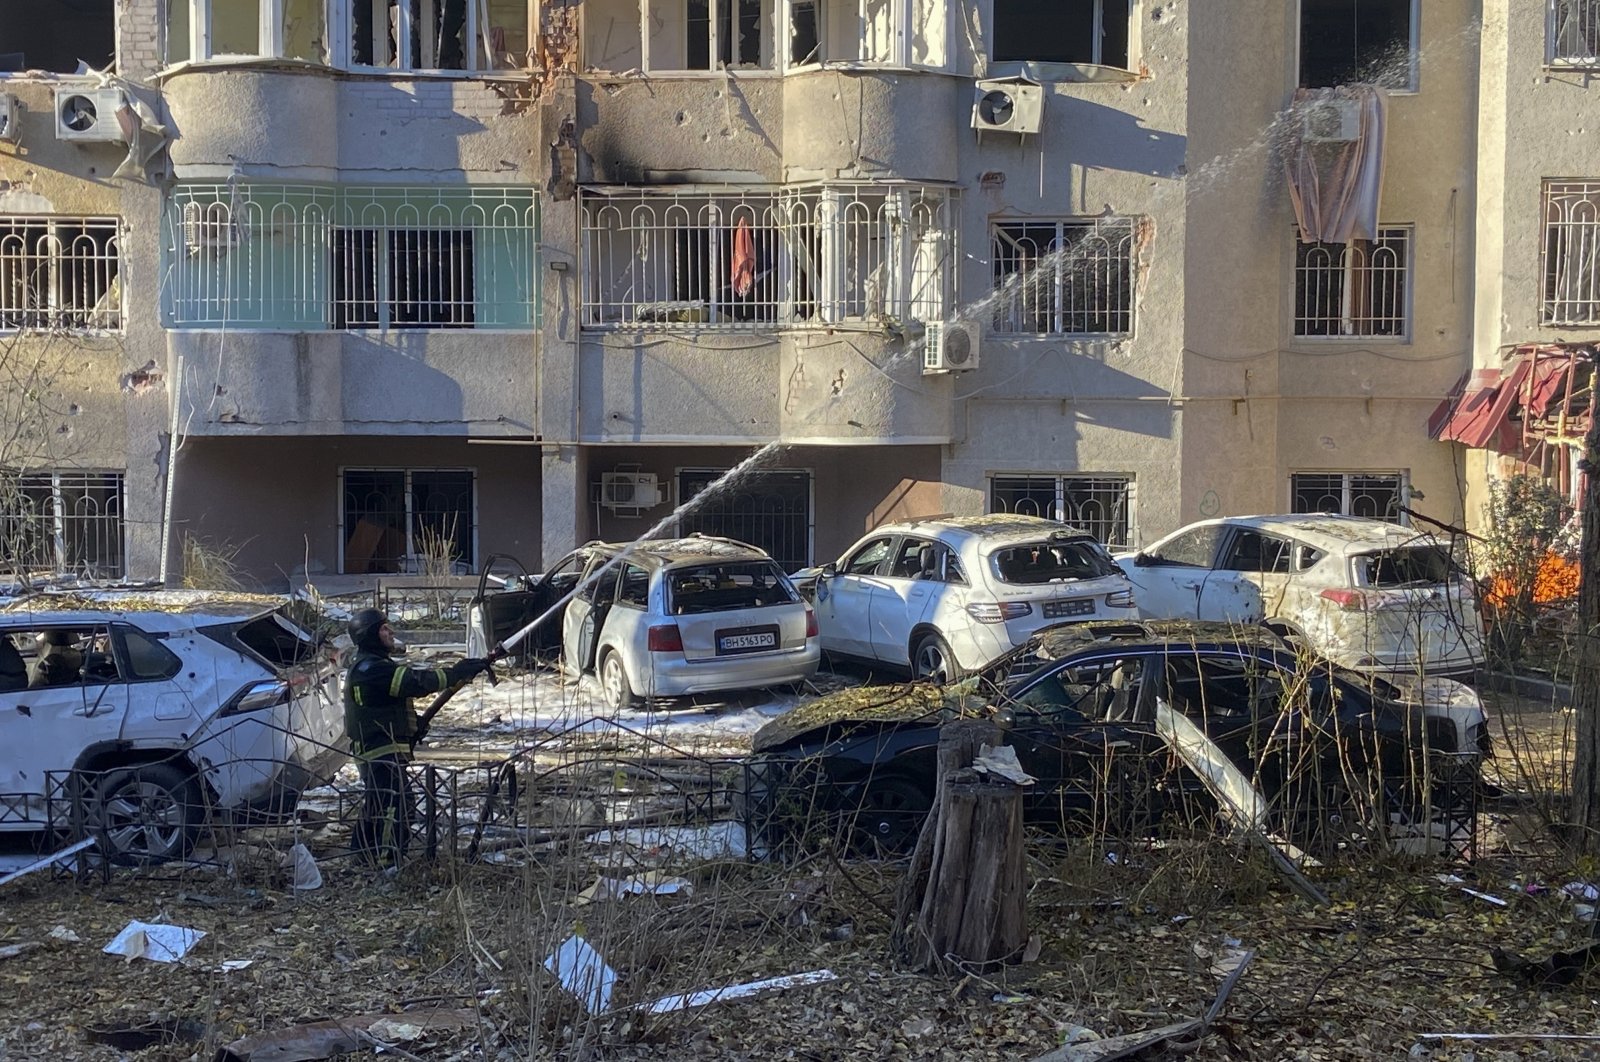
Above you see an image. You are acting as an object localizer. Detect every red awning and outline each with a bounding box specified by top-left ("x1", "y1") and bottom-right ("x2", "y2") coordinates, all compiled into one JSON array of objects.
[{"x1": 1430, "y1": 359, "x2": 1531, "y2": 452}]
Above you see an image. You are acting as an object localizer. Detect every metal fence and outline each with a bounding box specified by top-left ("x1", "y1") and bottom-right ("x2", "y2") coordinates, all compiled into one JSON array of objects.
[
  {"x1": 0, "y1": 471, "x2": 126, "y2": 579},
  {"x1": 989, "y1": 474, "x2": 1136, "y2": 550},
  {"x1": 579, "y1": 183, "x2": 958, "y2": 330},
  {"x1": 1290, "y1": 471, "x2": 1406, "y2": 525}
]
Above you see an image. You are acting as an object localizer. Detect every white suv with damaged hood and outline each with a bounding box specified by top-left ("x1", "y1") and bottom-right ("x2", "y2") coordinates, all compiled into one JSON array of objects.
[
  {"x1": 802, "y1": 515, "x2": 1137, "y2": 681},
  {"x1": 0, "y1": 595, "x2": 347, "y2": 864}
]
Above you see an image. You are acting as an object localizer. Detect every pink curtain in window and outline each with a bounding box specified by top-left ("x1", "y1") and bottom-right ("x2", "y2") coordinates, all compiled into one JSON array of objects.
[{"x1": 1285, "y1": 85, "x2": 1388, "y2": 244}]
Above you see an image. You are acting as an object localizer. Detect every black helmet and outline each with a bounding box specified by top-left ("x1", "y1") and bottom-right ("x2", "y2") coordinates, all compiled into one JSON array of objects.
[{"x1": 348, "y1": 608, "x2": 389, "y2": 651}]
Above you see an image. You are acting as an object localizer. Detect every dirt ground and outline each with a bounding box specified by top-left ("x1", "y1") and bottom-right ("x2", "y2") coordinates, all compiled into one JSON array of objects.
[{"x1": 1, "y1": 694, "x2": 1596, "y2": 1062}]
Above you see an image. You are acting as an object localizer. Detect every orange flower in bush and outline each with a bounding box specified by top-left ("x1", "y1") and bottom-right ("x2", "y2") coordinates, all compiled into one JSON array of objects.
[{"x1": 1484, "y1": 552, "x2": 1581, "y2": 611}]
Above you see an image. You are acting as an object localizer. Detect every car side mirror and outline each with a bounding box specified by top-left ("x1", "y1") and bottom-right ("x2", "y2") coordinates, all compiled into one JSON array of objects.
[
  {"x1": 1131, "y1": 552, "x2": 1151, "y2": 567},
  {"x1": 990, "y1": 706, "x2": 1015, "y2": 727},
  {"x1": 821, "y1": 561, "x2": 837, "y2": 577}
]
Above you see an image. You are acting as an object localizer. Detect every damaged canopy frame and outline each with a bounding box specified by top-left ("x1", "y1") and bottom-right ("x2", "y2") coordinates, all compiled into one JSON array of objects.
[{"x1": 581, "y1": 0, "x2": 948, "y2": 74}]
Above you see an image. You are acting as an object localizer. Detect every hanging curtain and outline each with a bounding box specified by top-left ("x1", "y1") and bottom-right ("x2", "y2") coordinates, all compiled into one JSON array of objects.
[{"x1": 1285, "y1": 85, "x2": 1388, "y2": 244}]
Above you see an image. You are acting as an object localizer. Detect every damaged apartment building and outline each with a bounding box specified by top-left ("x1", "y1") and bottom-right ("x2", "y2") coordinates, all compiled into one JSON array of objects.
[{"x1": 0, "y1": 0, "x2": 1572, "y2": 586}]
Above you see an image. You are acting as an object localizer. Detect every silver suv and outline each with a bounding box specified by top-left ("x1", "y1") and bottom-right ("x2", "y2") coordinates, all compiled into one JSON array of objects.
[{"x1": 0, "y1": 596, "x2": 347, "y2": 863}]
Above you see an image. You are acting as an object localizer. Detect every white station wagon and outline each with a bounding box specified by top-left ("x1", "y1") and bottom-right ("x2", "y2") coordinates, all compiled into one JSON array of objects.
[
  {"x1": 803, "y1": 515, "x2": 1137, "y2": 681},
  {"x1": 0, "y1": 596, "x2": 347, "y2": 863},
  {"x1": 1115, "y1": 514, "x2": 1485, "y2": 677},
  {"x1": 561, "y1": 536, "x2": 820, "y2": 709}
]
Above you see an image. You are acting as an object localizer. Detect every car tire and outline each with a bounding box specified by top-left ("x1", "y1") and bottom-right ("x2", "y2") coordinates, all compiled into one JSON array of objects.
[
  {"x1": 854, "y1": 774, "x2": 932, "y2": 855},
  {"x1": 90, "y1": 763, "x2": 203, "y2": 866},
  {"x1": 911, "y1": 632, "x2": 968, "y2": 685},
  {"x1": 599, "y1": 650, "x2": 638, "y2": 711}
]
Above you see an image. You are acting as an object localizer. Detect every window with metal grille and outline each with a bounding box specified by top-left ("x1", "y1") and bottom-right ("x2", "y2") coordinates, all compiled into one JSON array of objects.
[
  {"x1": 1551, "y1": 1, "x2": 1600, "y2": 65},
  {"x1": 340, "y1": 468, "x2": 475, "y2": 575},
  {"x1": 0, "y1": 471, "x2": 124, "y2": 579},
  {"x1": 1290, "y1": 471, "x2": 1407, "y2": 524},
  {"x1": 989, "y1": 474, "x2": 1135, "y2": 550},
  {"x1": 991, "y1": 219, "x2": 1135, "y2": 337},
  {"x1": 675, "y1": 468, "x2": 812, "y2": 571},
  {"x1": 580, "y1": 184, "x2": 957, "y2": 330},
  {"x1": 1293, "y1": 226, "x2": 1410, "y2": 338},
  {"x1": 0, "y1": 217, "x2": 121, "y2": 332},
  {"x1": 1543, "y1": 180, "x2": 1600, "y2": 325},
  {"x1": 163, "y1": 184, "x2": 536, "y2": 330}
]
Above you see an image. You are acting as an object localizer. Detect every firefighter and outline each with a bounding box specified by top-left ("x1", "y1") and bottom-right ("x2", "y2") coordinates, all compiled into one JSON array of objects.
[{"x1": 344, "y1": 607, "x2": 492, "y2": 865}]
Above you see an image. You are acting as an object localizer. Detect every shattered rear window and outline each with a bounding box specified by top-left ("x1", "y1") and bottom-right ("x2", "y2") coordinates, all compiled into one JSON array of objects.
[
  {"x1": 991, "y1": 540, "x2": 1118, "y2": 585},
  {"x1": 667, "y1": 562, "x2": 799, "y2": 615},
  {"x1": 1355, "y1": 546, "x2": 1459, "y2": 587}
]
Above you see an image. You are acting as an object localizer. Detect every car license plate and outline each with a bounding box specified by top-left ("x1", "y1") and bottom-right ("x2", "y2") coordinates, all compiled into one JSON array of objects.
[
  {"x1": 1043, "y1": 598, "x2": 1095, "y2": 619},
  {"x1": 716, "y1": 626, "x2": 778, "y2": 654}
]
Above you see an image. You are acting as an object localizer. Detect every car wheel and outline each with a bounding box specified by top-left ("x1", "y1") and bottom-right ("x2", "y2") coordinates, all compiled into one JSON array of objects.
[
  {"x1": 854, "y1": 774, "x2": 932, "y2": 855},
  {"x1": 91, "y1": 763, "x2": 203, "y2": 866},
  {"x1": 911, "y1": 633, "x2": 967, "y2": 685},
  {"x1": 599, "y1": 651, "x2": 638, "y2": 711}
]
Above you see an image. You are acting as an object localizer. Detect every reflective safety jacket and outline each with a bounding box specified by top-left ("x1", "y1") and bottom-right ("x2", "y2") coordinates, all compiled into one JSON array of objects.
[{"x1": 343, "y1": 648, "x2": 454, "y2": 759}]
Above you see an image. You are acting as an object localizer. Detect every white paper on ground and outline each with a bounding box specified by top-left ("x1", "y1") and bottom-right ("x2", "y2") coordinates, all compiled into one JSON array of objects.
[
  {"x1": 576, "y1": 872, "x2": 694, "y2": 905},
  {"x1": 544, "y1": 934, "x2": 617, "y2": 1014},
  {"x1": 283, "y1": 843, "x2": 323, "y2": 891},
  {"x1": 642, "y1": 969, "x2": 838, "y2": 1014},
  {"x1": 103, "y1": 921, "x2": 206, "y2": 963}
]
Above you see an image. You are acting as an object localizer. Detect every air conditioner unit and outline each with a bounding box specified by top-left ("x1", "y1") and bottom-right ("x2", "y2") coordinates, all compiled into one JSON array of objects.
[
  {"x1": 54, "y1": 86, "x2": 125, "y2": 143},
  {"x1": 0, "y1": 93, "x2": 18, "y2": 143},
  {"x1": 1300, "y1": 98, "x2": 1361, "y2": 143},
  {"x1": 600, "y1": 471, "x2": 662, "y2": 510},
  {"x1": 923, "y1": 319, "x2": 980, "y2": 375},
  {"x1": 972, "y1": 78, "x2": 1044, "y2": 137}
]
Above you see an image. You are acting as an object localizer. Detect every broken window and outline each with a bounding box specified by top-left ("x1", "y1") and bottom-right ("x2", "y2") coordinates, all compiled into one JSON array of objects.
[
  {"x1": 1299, "y1": 0, "x2": 1415, "y2": 90},
  {"x1": 1293, "y1": 225, "x2": 1409, "y2": 338},
  {"x1": 992, "y1": 0, "x2": 1130, "y2": 69},
  {"x1": 992, "y1": 218, "x2": 1135, "y2": 337},
  {"x1": 0, "y1": 216, "x2": 121, "y2": 332},
  {"x1": 164, "y1": 184, "x2": 537, "y2": 330},
  {"x1": 167, "y1": 0, "x2": 330, "y2": 64},
  {"x1": 643, "y1": 0, "x2": 767, "y2": 70},
  {"x1": 989, "y1": 475, "x2": 1134, "y2": 550},
  {"x1": 1551, "y1": 1, "x2": 1600, "y2": 65},
  {"x1": 0, "y1": 471, "x2": 125, "y2": 580},
  {"x1": 1543, "y1": 180, "x2": 1600, "y2": 325},
  {"x1": 0, "y1": 0, "x2": 115, "y2": 74},
  {"x1": 341, "y1": 468, "x2": 475, "y2": 574},
  {"x1": 1290, "y1": 472, "x2": 1406, "y2": 524},
  {"x1": 580, "y1": 184, "x2": 957, "y2": 330}
]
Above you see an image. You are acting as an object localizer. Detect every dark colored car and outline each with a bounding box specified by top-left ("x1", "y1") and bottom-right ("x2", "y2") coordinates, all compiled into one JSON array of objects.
[{"x1": 744, "y1": 621, "x2": 1478, "y2": 855}]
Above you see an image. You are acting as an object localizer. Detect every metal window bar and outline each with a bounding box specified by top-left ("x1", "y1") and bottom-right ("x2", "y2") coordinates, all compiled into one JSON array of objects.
[
  {"x1": 162, "y1": 184, "x2": 537, "y2": 330},
  {"x1": 0, "y1": 216, "x2": 121, "y2": 332},
  {"x1": 579, "y1": 183, "x2": 957, "y2": 331},
  {"x1": 1294, "y1": 226, "x2": 1410, "y2": 338},
  {"x1": 991, "y1": 219, "x2": 1135, "y2": 337},
  {"x1": 0, "y1": 471, "x2": 125, "y2": 579},
  {"x1": 342, "y1": 467, "x2": 476, "y2": 574},
  {"x1": 1552, "y1": 0, "x2": 1600, "y2": 63},
  {"x1": 1290, "y1": 472, "x2": 1406, "y2": 525},
  {"x1": 675, "y1": 468, "x2": 812, "y2": 570},
  {"x1": 1543, "y1": 181, "x2": 1600, "y2": 325},
  {"x1": 990, "y1": 474, "x2": 1133, "y2": 550}
]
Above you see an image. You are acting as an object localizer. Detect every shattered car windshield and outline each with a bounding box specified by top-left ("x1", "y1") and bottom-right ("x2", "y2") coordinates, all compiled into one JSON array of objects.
[
  {"x1": 667, "y1": 561, "x2": 799, "y2": 615},
  {"x1": 991, "y1": 540, "x2": 1118, "y2": 585},
  {"x1": 1355, "y1": 546, "x2": 1459, "y2": 587}
]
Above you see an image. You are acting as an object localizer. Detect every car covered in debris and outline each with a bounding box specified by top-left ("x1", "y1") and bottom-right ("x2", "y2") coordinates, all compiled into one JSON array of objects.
[
  {"x1": 1114, "y1": 515, "x2": 1485, "y2": 677},
  {"x1": 0, "y1": 595, "x2": 347, "y2": 863},
  {"x1": 744, "y1": 621, "x2": 1485, "y2": 854},
  {"x1": 559, "y1": 536, "x2": 820, "y2": 710},
  {"x1": 796, "y1": 515, "x2": 1136, "y2": 682}
]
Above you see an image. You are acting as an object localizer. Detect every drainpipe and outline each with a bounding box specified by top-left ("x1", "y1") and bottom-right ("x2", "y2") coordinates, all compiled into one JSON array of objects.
[{"x1": 158, "y1": 355, "x2": 184, "y2": 586}]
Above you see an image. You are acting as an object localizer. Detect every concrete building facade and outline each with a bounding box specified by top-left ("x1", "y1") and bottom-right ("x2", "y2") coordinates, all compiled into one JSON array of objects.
[{"x1": 0, "y1": 1, "x2": 1557, "y2": 589}]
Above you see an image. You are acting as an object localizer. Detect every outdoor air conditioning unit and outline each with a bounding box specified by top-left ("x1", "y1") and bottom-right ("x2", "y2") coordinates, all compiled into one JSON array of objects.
[
  {"x1": 600, "y1": 471, "x2": 662, "y2": 510},
  {"x1": 923, "y1": 319, "x2": 981, "y2": 375},
  {"x1": 54, "y1": 86, "x2": 125, "y2": 143},
  {"x1": 0, "y1": 93, "x2": 18, "y2": 143},
  {"x1": 1300, "y1": 98, "x2": 1361, "y2": 143},
  {"x1": 972, "y1": 78, "x2": 1043, "y2": 137}
]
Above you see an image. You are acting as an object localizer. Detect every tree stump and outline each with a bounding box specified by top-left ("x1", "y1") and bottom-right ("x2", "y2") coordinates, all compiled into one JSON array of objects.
[{"x1": 893, "y1": 719, "x2": 1027, "y2": 972}]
